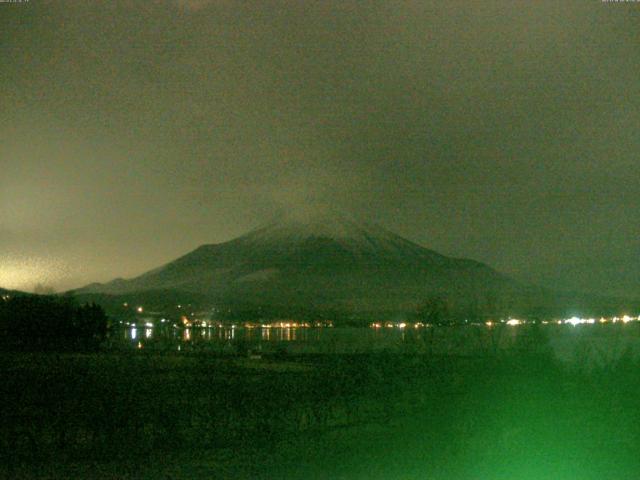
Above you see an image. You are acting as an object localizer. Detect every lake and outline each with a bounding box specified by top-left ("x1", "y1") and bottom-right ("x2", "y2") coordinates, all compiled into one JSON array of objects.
[{"x1": 114, "y1": 322, "x2": 640, "y2": 365}]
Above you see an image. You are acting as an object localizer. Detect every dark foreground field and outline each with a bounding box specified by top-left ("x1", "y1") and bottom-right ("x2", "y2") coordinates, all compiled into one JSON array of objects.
[{"x1": 2, "y1": 346, "x2": 640, "y2": 479}]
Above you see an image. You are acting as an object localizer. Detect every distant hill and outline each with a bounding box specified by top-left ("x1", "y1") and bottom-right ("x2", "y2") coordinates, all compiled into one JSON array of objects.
[{"x1": 73, "y1": 212, "x2": 638, "y2": 321}]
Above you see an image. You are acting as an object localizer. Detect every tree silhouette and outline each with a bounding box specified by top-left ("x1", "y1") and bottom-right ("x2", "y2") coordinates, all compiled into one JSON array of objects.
[{"x1": 0, "y1": 294, "x2": 108, "y2": 352}]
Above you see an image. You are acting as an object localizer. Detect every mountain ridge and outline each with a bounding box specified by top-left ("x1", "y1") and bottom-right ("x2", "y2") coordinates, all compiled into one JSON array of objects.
[
  {"x1": 74, "y1": 213, "x2": 518, "y2": 315},
  {"x1": 71, "y1": 212, "x2": 640, "y2": 320}
]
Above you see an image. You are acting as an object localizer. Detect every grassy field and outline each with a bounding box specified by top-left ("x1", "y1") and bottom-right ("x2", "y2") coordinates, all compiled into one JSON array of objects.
[{"x1": 2, "y1": 346, "x2": 640, "y2": 479}]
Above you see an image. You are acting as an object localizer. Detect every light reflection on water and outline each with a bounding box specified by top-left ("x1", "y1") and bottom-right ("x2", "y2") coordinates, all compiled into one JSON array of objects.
[
  {"x1": 120, "y1": 324, "x2": 467, "y2": 355},
  {"x1": 129, "y1": 325, "x2": 425, "y2": 341},
  {"x1": 117, "y1": 323, "x2": 640, "y2": 363},
  {"x1": 123, "y1": 325, "x2": 342, "y2": 345}
]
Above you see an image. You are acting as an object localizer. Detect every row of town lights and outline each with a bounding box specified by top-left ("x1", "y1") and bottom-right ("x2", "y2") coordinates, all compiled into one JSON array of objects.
[
  {"x1": 370, "y1": 315, "x2": 640, "y2": 329},
  {"x1": 123, "y1": 302, "x2": 639, "y2": 329}
]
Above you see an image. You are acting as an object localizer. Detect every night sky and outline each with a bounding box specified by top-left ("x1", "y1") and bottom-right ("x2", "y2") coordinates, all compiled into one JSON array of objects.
[{"x1": 1, "y1": 1, "x2": 638, "y2": 296}]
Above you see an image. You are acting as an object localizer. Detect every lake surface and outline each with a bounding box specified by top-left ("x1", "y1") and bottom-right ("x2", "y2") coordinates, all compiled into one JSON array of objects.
[{"x1": 114, "y1": 322, "x2": 640, "y2": 365}]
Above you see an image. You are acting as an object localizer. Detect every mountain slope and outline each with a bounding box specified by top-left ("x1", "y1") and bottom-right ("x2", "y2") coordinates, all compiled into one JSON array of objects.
[{"x1": 75, "y1": 213, "x2": 519, "y2": 314}]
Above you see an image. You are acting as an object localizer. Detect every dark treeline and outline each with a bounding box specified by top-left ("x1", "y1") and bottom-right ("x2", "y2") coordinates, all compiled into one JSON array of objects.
[
  {"x1": 414, "y1": 290, "x2": 640, "y2": 325},
  {"x1": 0, "y1": 294, "x2": 108, "y2": 352},
  {"x1": 75, "y1": 288, "x2": 640, "y2": 326}
]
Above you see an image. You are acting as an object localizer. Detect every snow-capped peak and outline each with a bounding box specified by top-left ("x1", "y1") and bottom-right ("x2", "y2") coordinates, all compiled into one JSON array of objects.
[{"x1": 238, "y1": 208, "x2": 434, "y2": 260}]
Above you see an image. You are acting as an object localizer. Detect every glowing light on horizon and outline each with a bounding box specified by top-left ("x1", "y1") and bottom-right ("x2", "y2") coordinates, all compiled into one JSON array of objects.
[
  {"x1": 564, "y1": 317, "x2": 596, "y2": 326},
  {"x1": 0, "y1": 254, "x2": 73, "y2": 291}
]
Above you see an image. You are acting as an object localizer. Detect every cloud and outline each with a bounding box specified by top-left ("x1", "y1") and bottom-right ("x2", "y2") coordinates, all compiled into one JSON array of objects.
[{"x1": 174, "y1": 0, "x2": 216, "y2": 12}]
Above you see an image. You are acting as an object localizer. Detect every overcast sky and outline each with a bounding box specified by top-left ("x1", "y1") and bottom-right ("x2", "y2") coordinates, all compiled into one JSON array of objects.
[{"x1": 1, "y1": 0, "x2": 638, "y2": 296}]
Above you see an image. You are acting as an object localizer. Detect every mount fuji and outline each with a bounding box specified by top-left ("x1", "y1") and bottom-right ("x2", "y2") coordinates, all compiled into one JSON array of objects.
[{"x1": 75, "y1": 211, "x2": 527, "y2": 317}]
